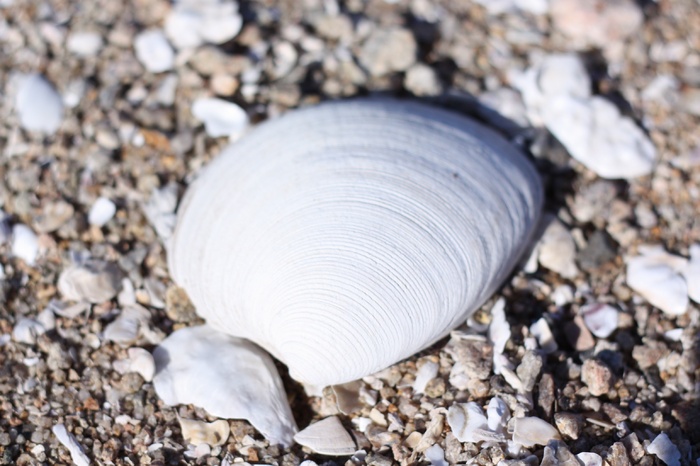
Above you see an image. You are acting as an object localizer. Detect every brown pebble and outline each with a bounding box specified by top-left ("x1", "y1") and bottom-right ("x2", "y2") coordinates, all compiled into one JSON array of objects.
[
  {"x1": 165, "y1": 285, "x2": 197, "y2": 323},
  {"x1": 554, "y1": 412, "x2": 583, "y2": 440},
  {"x1": 581, "y1": 359, "x2": 615, "y2": 396}
]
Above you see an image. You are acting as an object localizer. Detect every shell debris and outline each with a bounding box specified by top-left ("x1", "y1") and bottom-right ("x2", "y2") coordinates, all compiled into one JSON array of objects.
[
  {"x1": 512, "y1": 417, "x2": 561, "y2": 448},
  {"x1": 178, "y1": 418, "x2": 230, "y2": 447},
  {"x1": 293, "y1": 416, "x2": 356, "y2": 456},
  {"x1": 58, "y1": 259, "x2": 123, "y2": 303},
  {"x1": 52, "y1": 424, "x2": 90, "y2": 466}
]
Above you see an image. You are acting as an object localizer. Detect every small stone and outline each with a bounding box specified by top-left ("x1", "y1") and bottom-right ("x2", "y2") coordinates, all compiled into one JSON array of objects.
[
  {"x1": 359, "y1": 28, "x2": 417, "y2": 76},
  {"x1": 192, "y1": 97, "x2": 249, "y2": 139},
  {"x1": 554, "y1": 412, "x2": 583, "y2": 440},
  {"x1": 530, "y1": 317, "x2": 558, "y2": 354},
  {"x1": 413, "y1": 359, "x2": 439, "y2": 394},
  {"x1": 404, "y1": 64, "x2": 442, "y2": 96},
  {"x1": 564, "y1": 315, "x2": 595, "y2": 351},
  {"x1": 571, "y1": 180, "x2": 617, "y2": 224},
  {"x1": 578, "y1": 230, "x2": 617, "y2": 272},
  {"x1": 104, "y1": 305, "x2": 150, "y2": 346},
  {"x1": 11, "y1": 224, "x2": 39, "y2": 266},
  {"x1": 684, "y1": 244, "x2": 700, "y2": 304},
  {"x1": 424, "y1": 378, "x2": 446, "y2": 398},
  {"x1": 12, "y1": 318, "x2": 46, "y2": 344},
  {"x1": 632, "y1": 340, "x2": 668, "y2": 371},
  {"x1": 66, "y1": 31, "x2": 103, "y2": 57},
  {"x1": 512, "y1": 417, "x2": 561, "y2": 447},
  {"x1": 33, "y1": 200, "x2": 74, "y2": 233},
  {"x1": 576, "y1": 452, "x2": 603, "y2": 466},
  {"x1": 88, "y1": 197, "x2": 117, "y2": 227},
  {"x1": 606, "y1": 443, "x2": 631, "y2": 466},
  {"x1": 179, "y1": 418, "x2": 230, "y2": 447},
  {"x1": 314, "y1": 15, "x2": 354, "y2": 42},
  {"x1": 538, "y1": 217, "x2": 578, "y2": 279},
  {"x1": 211, "y1": 73, "x2": 239, "y2": 96},
  {"x1": 165, "y1": 0, "x2": 242, "y2": 49},
  {"x1": 580, "y1": 303, "x2": 619, "y2": 339},
  {"x1": 424, "y1": 444, "x2": 448, "y2": 466},
  {"x1": 516, "y1": 350, "x2": 543, "y2": 392},
  {"x1": 550, "y1": 0, "x2": 643, "y2": 48},
  {"x1": 134, "y1": 30, "x2": 175, "y2": 73},
  {"x1": 14, "y1": 74, "x2": 63, "y2": 134},
  {"x1": 581, "y1": 359, "x2": 614, "y2": 396},
  {"x1": 681, "y1": 88, "x2": 700, "y2": 116},
  {"x1": 626, "y1": 246, "x2": 688, "y2": 316},
  {"x1": 621, "y1": 433, "x2": 645, "y2": 462},
  {"x1": 165, "y1": 285, "x2": 197, "y2": 322}
]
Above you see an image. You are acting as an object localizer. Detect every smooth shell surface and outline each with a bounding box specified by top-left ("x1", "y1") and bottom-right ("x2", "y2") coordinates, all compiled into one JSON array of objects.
[{"x1": 170, "y1": 99, "x2": 542, "y2": 386}]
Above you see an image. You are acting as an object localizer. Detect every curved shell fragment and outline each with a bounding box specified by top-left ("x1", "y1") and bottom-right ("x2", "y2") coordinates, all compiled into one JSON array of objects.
[{"x1": 293, "y1": 416, "x2": 356, "y2": 456}]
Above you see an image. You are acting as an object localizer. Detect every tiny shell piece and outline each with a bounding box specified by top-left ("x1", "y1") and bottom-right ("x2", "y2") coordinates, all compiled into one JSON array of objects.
[
  {"x1": 486, "y1": 397, "x2": 510, "y2": 433},
  {"x1": 58, "y1": 260, "x2": 123, "y2": 303},
  {"x1": 488, "y1": 298, "x2": 510, "y2": 356},
  {"x1": 15, "y1": 74, "x2": 63, "y2": 134},
  {"x1": 413, "y1": 359, "x2": 439, "y2": 394},
  {"x1": 530, "y1": 318, "x2": 558, "y2": 354},
  {"x1": 178, "y1": 418, "x2": 230, "y2": 447},
  {"x1": 191, "y1": 97, "x2": 249, "y2": 139},
  {"x1": 580, "y1": 303, "x2": 619, "y2": 339},
  {"x1": 104, "y1": 306, "x2": 150, "y2": 346},
  {"x1": 646, "y1": 433, "x2": 681, "y2": 466},
  {"x1": 627, "y1": 246, "x2": 689, "y2": 315},
  {"x1": 576, "y1": 452, "x2": 603, "y2": 466},
  {"x1": 134, "y1": 30, "x2": 174, "y2": 73},
  {"x1": 684, "y1": 244, "x2": 700, "y2": 303},
  {"x1": 424, "y1": 444, "x2": 448, "y2": 466},
  {"x1": 447, "y1": 402, "x2": 503, "y2": 444},
  {"x1": 113, "y1": 347, "x2": 155, "y2": 381},
  {"x1": 511, "y1": 417, "x2": 561, "y2": 447},
  {"x1": 12, "y1": 318, "x2": 46, "y2": 345},
  {"x1": 52, "y1": 424, "x2": 90, "y2": 466},
  {"x1": 11, "y1": 224, "x2": 39, "y2": 266},
  {"x1": 153, "y1": 325, "x2": 297, "y2": 446},
  {"x1": 293, "y1": 416, "x2": 356, "y2": 456}
]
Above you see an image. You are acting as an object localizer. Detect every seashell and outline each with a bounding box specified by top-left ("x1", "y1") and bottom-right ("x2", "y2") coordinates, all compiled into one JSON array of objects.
[
  {"x1": 293, "y1": 416, "x2": 356, "y2": 456},
  {"x1": 169, "y1": 99, "x2": 542, "y2": 387}
]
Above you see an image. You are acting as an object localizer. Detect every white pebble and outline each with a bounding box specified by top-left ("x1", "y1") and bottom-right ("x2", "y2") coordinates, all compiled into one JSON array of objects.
[
  {"x1": 424, "y1": 444, "x2": 448, "y2": 466},
  {"x1": 530, "y1": 317, "x2": 558, "y2": 354},
  {"x1": 447, "y1": 402, "x2": 503, "y2": 443},
  {"x1": 192, "y1": 97, "x2": 249, "y2": 139},
  {"x1": 576, "y1": 452, "x2": 603, "y2": 466},
  {"x1": 66, "y1": 31, "x2": 103, "y2": 57},
  {"x1": 15, "y1": 74, "x2": 63, "y2": 134},
  {"x1": 12, "y1": 318, "x2": 46, "y2": 345},
  {"x1": 646, "y1": 432, "x2": 681, "y2": 466},
  {"x1": 134, "y1": 30, "x2": 175, "y2": 73},
  {"x1": 512, "y1": 417, "x2": 561, "y2": 447},
  {"x1": 684, "y1": 244, "x2": 700, "y2": 304},
  {"x1": 537, "y1": 217, "x2": 579, "y2": 279},
  {"x1": 88, "y1": 197, "x2": 117, "y2": 227},
  {"x1": 580, "y1": 303, "x2": 619, "y2": 338},
  {"x1": 58, "y1": 259, "x2": 123, "y2": 303},
  {"x1": 52, "y1": 424, "x2": 90, "y2": 466},
  {"x1": 165, "y1": 0, "x2": 242, "y2": 49},
  {"x1": 413, "y1": 359, "x2": 439, "y2": 394},
  {"x1": 11, "y1": 224, "x2": 39, "y2": 266},
  {"x1": 627, "y1": 246, "x2": 688, "y2": 316}
]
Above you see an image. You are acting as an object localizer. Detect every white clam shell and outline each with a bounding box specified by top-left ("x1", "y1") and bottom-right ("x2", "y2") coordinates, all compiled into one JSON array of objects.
[{"x1": 169, "y1": 99, "x2": 542, "y2": 386}]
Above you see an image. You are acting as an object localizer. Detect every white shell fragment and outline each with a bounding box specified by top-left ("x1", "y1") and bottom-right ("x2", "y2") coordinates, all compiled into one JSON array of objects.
[
  {"x1": 104, "y1": 306, "x2": 150, "y2": 346},
  {"x1": 12, "y1": 318, "x2": 46, "y2": 345},
  {"x1": 15, "y1": 73, "x2": 63, "y2": 134},
  {"x1": 11, "y1": 224, "x2": 39, "y2": 266},
  {"x1": 191, "y1": 97, "x2": 249, "y2": 139},
  {"x1": 164, "y1": 0, "x2": 243, "y2": 49},
  {"x1": 537, "y1": 217, "x2": 578, "y2": 279},
  {"x1": 684, "y1": 244, "x2": 700, "y2": 303},
  {"x1": 152, "y1": 325, "x2": 297, "y2": 446},
  {"x1": 58, "y1": 259, "x2": 123, "y2": 303},
  {"x1": 52, "y1": 424, "x2": 90, "y2": 466},
  {"x1": 170, "y1": 99, "x2": 542, "y2": 387},
  {"x1": 424, "y1": 444, "x2": 448, "y2": 466},
  {"x1": 512, "y1": 54, "x2": 656, "y2": 179},
  {"x1": 576, "y1": 452, "x2": 603, "y2": 466},
  {"x1": 413, "y1": 359, "x2": 439, "y2": 394},
  {"x1": 626, "y1": 246, "x2": 689, "y2": 315},
  {"x1": 530, "y1": 318, "x2": 558, "y2": 354},
  {"x1": 113, "y1": 347, "x2": 155, "y2": 381},
  {"x1": 511, "y1": 417, "x2": 561, "y2": 448},
  {"x1": 486, "y1": 397, "x2": 510, "y2": 433},
  {"x1": 178, "y1": 418, "x2": 230, "y2": 447},
  {"x1": 488, "y1": 298, "x2": 510, "y2": 356},
  {"x1": 293, "y1": 416, "x2": 356, "y2": 456},
  {"x1": 88, "y1": 197, "x2": 117, "y2": 227},
  {"x1": 143, "y1": 183, "x2": 178, "y2": 243},
  {"x1": 134, "y1": 30, "x2": 175, "y2": 73},
  {"x1": 646, "y1": 432, "x2": 681, "y2": 466},
  {"x1": 447, "y1": 402, "x2": 503, "y2": 443},
  {"x1": 580, "y1": 303, "x2": 619, "y2": 338},
  {"x1": 66, "y1": 31, "x2": 103, "y2": 57}
]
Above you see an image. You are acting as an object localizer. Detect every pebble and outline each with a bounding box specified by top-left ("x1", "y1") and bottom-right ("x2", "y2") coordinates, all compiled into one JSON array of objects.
[
  {"x1": 684, "y1": 244, "x2": 700, "y2": 303},
  {"x1": 580, "y1": 303, "x2": 619, "y2": 339},
  {"x1": 66, "y1": 31, "x2": 103, "y2": 57},
  {"x1": 530, "y1": 317, "x2": 558, "y2": 354},
  {"x1": 626, "y1": 246, "x2": 689, "y2": 316},
  {"x1": 581, "y1": 359, "x2": 614, "y2": 396},
  {"x1": 424, "y1": 444, "x2": 448, "y2": 466},
  {"x1": 578, "y1": 230, "x2": 617, "y2": 272},
  {"x1": 413, "y1": 359, "x2": 439, "y2": 394},
  {"x1": 576, "y1": 452, "x2": 603, "y2": 466},
  {"x1": 11, "y1": 224, "x2": 39, "y2": 266},
  {"x1": 646, "y1": 433, "x2": 681, "y2": 466},
  {"x1": 113, "y1": 347, "x2": 155, "y2": 381},
  {"x1": 165, "y1": 285, "x2": 197, "y2": 322},
  {"x1": 134, "y1": 30, "x2": 175, "y2": 73},
  {"x1": 211, "y1": 73, "x2": 239, "y2": 96},
  {"x1": 474, "y1": 0, "x2": 548, "y2": 15},
  {"x1": 58, "y1": 259, "x2": 123, "y2": 303},
  {"x1": 191, "y1": 97, "x2": 249, "y2": 139},
  {"x1": 516, "y1": 350, "x2": 543, "y2": 392},
  {"x1": 143, "y1": 183, "x2": 179, "y2": 242},
  {"x1": 359, "y1": 28, "x2": 416, "y2": 76},
  {"x1": 404, "y1": 64, "x2": 442, "y2": 96},
  {"x1": 294, "y1": 416, "x2": 356, "y2": 456},
  {"x1": 104, "y1": 305, "x2": 149, "y2": 346},
  {"x1": 88, "y1": 197, "x2": 117, "y2": 227},
  {"x1": 14, "y1": 74, "x2": 63, "y2": 134},
  {"x1": 52, "y1": 424, "x2": 90, "y2": 466},
  {"x1": 165, "y1": 0, "x2": 242, "y2": 49},
  {"x1": 511, "y1": 417, "x2": 561, "y2": 447},
  {"x1": 564, "y1": 315, "x2": 595, "y2": 351},
  {"x1": 178, "y1": 418, "x2": 230, "y2": 447},
  {"x1": 549, "y1": 0, "x2": 643, "y2": 49},
  {"x1": 33, "y1": 200, "x2": 74, "y2": 233},
  {"x1": 571, "y1": 180, "x2": 617, "y2": 224},
  {"x1": 538, "y1": 217, "x2": 578, "y2": 279},
  {"x1": 12, "y1": 318, "x2": 46, "y2": 345},
  {"x1": 486, "y1": 397, "x2": 510, "y2": 433},
  {"x1": 553, "y1": 412, "x2": 583, "y2": 440}
]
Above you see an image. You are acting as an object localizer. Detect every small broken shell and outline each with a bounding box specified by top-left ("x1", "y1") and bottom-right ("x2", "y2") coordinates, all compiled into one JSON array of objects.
[
  {"x1": 293, "y1": 416, "x2": 356, "y2": 456},
  {"x1": 178, "y1": 418, "x2": 230, "y2": 447},
  {"x1": 511, "y1": 417, "x2": 561, "y2": 447}
]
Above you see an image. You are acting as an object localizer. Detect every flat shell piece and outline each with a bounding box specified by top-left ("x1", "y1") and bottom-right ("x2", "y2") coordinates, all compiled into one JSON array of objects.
[
  {"x1": 178, "y1": 418, "x2": 230, "y2": 447},
  {"x1": 447, "y1": 402, "x2": 503, "y2": 443},
  {"x1": 114, "y1": 347, "x2": 155, "y2": 381},
  {"x1": 15, "y1": 74, "x2": 63, "y2": 134},
  {"x1": 580, "y1": 303, "x2": 619, "y2": 338},
  {"x1": 58, "y1": 260, "x2": 123, "y2": 303},
  {"x1": 293, "y1": 416, "x2": 356, "y2": 456},
  {"x1": 626, "y1": 246, "x2": 688, "y2": 315},
  {"x1": 52, "y1": 424, "x2": 90, "y2": 466},
  {"x1": 512, "y1": 417, "x2": 561, "y2": 447},
  {"x1": 153, "y1": 325, "x2": 297, "y2": 446}
]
